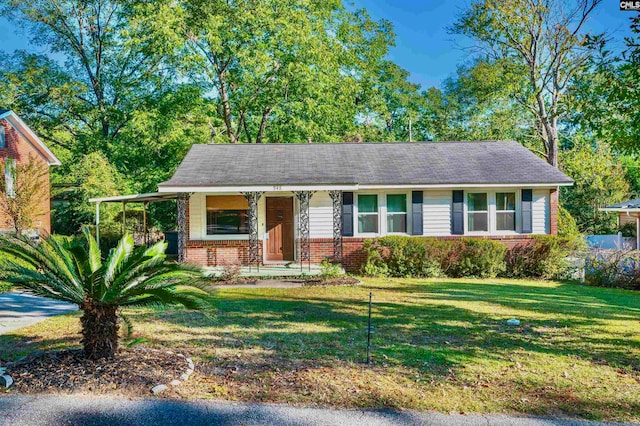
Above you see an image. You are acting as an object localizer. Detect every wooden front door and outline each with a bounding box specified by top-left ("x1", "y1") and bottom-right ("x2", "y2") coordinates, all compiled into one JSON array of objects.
[{"x1": 266, "y1": 197, "x2": 294, "y2": 261}]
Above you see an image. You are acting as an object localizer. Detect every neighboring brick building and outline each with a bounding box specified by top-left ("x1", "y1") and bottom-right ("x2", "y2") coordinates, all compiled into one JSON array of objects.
[{"x1": 0, "y1": 109, "x2": 61, "y2": 236}]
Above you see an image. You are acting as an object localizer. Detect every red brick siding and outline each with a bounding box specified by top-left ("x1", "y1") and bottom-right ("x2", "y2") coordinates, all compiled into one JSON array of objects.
[
  {"x1": 0, "y1": 119, "x2": 51, "y2": 235},
  {"x1": 185, "y1": 235, "x2": 537, "y2": 272},
  {"x1": 549, "y1": 188, "x2": 558, "y2": 236},
  {"x1": 186, "y1": 240, "x2": 264, "y2": 266}
]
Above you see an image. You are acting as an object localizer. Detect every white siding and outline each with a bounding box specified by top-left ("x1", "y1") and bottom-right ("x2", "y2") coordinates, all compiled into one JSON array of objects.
[
  {"x1": 309, "y1": 191, "x2": 333, "y2": 238},
  {"x1": 532, "y1": 189, "x2": 549, "y2": 234},
  {"x1": 189, "y1": 193, "x2": 205, "y2": 240},
  {"x1": 423, "y1": 190, "x2": 452, "y2": 236}
]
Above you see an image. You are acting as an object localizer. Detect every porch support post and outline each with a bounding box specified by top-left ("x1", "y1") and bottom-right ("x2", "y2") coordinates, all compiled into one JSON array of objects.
[
  {"x1": 177, "y1": 193, "x2": 190, "y2": 263},
  {"x1": 95, "y1": 202, "x2": 101, "y2": 247},
  {"x1": 295, "y1": 191, "x2": 315, "y2": 272},
  {"x1": 121, "y1": 202, "x2": 126, "y2": 236},
  {"x1": 143, "y1": 201, "x2": 148, "y2": 246},
  {"x1": 328, "y1": 190, "x2": 343, "y2": 264},
  {"x1": 242, "y1": 191, "x2": 264, "y2": 271}
]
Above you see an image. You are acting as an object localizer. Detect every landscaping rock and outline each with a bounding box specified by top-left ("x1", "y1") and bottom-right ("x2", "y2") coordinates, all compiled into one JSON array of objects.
[
  {"x1": 1, "y1": 374, "x2": 14, "y2": 388},
  {"x1": 507, "y1": 318, "x2": 521, "y2": 326},
  {"x1": 186, "y1": 358, "x2": 195, "y2": 370},
  {"x1": 151, "y1": 384, "x2": 168, "y2": 394},
  {"x1": 169, "y1": 379, "x2": 181, "y2": 387}
]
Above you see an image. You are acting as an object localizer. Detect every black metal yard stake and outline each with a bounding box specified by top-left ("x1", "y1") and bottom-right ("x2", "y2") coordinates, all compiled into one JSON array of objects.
[{"x1": 367, "y1": 292, "x2": 373, "y2": 364}]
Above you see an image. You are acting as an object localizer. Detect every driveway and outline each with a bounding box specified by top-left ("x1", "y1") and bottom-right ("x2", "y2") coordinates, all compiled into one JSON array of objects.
[
  {"x1": 0, "y1": 291, "x2": 77, "y2": 335},
  {"x1": 0, "y1": 395, "x2": 630, "y2": 426}
]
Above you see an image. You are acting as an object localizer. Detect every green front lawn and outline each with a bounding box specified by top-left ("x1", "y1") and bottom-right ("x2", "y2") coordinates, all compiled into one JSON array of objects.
[{"x1": 1, "y1": 278, "x2": 639, "y2": 421}]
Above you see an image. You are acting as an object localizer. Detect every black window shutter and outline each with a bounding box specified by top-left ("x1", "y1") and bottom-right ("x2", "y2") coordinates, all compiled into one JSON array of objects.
[
  {"x1": 452, "y1": 190, "x2": 464, "y2": 235},
  {"x1": 411, "y1": 191, "x2": 423, "y2": 235},
  {"x1": 521, "y1": 189, "x2": 533, "y2": 234},
  {"x1": 342, "y1": 192, "x2": 354, "y2": 236}
]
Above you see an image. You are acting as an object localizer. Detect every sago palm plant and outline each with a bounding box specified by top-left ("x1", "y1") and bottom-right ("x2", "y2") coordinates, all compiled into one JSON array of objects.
[{"x1": 0, "y1": 227, "x2": 212, "y2": 360}]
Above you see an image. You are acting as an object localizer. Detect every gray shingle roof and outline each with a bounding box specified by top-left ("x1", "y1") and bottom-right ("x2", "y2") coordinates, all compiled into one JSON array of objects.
[
  {"x1": 605, "y1": 198, "x2": 640, "y2": 209},
  {"x1": 159, "y1": 141, "x2": 573, "y2": 188}
]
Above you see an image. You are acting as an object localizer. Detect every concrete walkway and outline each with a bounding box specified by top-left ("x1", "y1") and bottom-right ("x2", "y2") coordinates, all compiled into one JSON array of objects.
[
  {"x1": 0, "y1": 292, "x2": 77, "y2": 335},
  {"x1": 0, "y1": 395, "x2": 630, "y2": 426}
]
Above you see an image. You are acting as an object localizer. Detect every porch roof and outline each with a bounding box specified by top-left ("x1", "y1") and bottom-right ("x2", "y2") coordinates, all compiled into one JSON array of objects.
[
  {"x1": 89, "y1": 192, "x2": 179, "y2": 204},
  {"x1": 158, "y1": 141, "x2": 573, "y2": 191},
  {"x1": 601, "y1": 198, "x2": 640, "y2": 213}
]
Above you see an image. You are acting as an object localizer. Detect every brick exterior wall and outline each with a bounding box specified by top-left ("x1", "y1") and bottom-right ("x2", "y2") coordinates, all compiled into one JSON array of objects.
[
  {"x1": 549, "y1": 187, "x2": 558, "y2": 236},
  {"x1": 0, "y1": 118, "x2": 51, "y2": 235},
  {"x1": 185, "y1": 234, "x2": 538, "y2": 272}
]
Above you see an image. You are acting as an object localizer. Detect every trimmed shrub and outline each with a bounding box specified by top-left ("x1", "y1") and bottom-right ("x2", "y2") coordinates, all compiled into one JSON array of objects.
[
  {"x1": 361, "y1": 237, "x2": 506, "y2": 279},
  {"x1": 504, "y1": 236, "x2": 579, "y2": 280},
  {"x1": 446, "y1": 239, "x2": 507, "y2": 278}
]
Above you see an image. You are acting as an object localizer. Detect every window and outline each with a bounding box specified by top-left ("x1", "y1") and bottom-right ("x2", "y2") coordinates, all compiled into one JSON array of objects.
[
  {"x1": 4, "y1": 158, "x2": 15, "y2": 198},
  {"x1": 0, "y1": 126, "x2": 5, "y2": 148},
  {"x1": 467, "y1": 193, "x2": 488, "y2": 232},
  {"x1": 496, "y1": 192, "x2": 516, "y2": 231},
  {"x1": 206, "y1": 195, "x2": 249, "y2": 235},
  {"x1": 358, "y1": 194, "x2": 378, "y2": 233},
  {"x1": 386, "y1": 194, "x2": 407, "y2": 233}
]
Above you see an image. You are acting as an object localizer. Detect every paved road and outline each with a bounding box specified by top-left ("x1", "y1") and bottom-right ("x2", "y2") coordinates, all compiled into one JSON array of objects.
[
  {"x1": 0, "y1": 395, "x2": 631, "y2": 426},
  {"x1": 0, "y1": 292, "x2": 77, "y2": 335}
]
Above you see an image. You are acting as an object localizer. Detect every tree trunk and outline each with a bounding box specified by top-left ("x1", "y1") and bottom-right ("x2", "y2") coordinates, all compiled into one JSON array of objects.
[{"x1": 81, "y1": 303, "x2": 119, "y2": 360}]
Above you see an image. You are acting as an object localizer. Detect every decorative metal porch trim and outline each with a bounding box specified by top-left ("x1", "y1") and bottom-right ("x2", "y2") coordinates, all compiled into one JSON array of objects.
[
  {"x1": 295, "y1": 191, "x2": 315, "y2": 271},
  {"x1": 328, "y1": 190, "x2": 343, "y2": 264},
  {"x1": 177, "y1": 193, "x2": 191, "y2": 263},
  {"x1": 242, "y1": 191, "x2": 264, "y2": 271}
]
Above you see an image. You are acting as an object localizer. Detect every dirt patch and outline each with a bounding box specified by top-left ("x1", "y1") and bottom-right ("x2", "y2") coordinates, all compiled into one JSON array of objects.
[{"x1": 5, "y1": 348, "x2": 189, "y2": 395}]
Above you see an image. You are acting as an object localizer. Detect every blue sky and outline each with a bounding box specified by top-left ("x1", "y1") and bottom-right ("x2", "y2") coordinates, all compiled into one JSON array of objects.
[{"x1": 0, "y1": 1, "x2": 636, "y2": 89}]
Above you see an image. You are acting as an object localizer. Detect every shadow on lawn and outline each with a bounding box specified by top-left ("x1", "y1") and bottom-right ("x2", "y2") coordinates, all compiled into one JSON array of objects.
[{"x1": 119, "y1": 280, "x2": 640, "y2": 377}]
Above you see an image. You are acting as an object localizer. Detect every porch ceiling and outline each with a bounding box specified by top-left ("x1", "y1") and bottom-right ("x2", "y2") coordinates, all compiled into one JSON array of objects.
[{"x1": 89, "y1": 192, "x2": 179, "y2": 204}]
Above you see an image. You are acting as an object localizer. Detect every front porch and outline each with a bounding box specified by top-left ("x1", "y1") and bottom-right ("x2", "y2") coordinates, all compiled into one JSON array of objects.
[{"x1": 90, "y1": 188, "x2": 349, "y2": 272}]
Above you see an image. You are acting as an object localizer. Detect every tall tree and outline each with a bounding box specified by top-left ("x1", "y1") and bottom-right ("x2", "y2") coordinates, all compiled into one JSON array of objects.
[
  {"x1": 452, "y1": 0, "x2": 603, "y2": 166},
  {"x1": 570, "y1": 15, "x2": 640, "y2": 155},
  {"x1": 181, "y1": 0, "x2": 395, "y2": 143}
]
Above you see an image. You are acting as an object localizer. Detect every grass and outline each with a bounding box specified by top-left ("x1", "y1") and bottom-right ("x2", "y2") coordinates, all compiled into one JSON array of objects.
[{"x1": 1, "y1": 278, "x2": 639, "y2": 421}]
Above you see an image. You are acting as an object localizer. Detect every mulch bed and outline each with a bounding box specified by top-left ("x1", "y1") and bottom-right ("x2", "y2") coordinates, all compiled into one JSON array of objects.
[{"x1": 4, "y1": 348, "x2": 187, "y2": 395}]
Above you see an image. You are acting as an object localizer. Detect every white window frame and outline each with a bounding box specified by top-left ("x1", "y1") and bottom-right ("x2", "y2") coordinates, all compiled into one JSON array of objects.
[
  {"x1": 4, "y1": 158, "x2": 16, "y2": 199},
  {"x1": 356, "y1": 193, "x2": 380, "y2": 236},
  {"x1": 199, "y1": 193, "x2": 250, "y2": 241},
  {"x1": 495, "y1": 191, "x2": 517, "y2": 232},
  {"x1": 385, "y1": 192, "x2": 409, "y2": 235},
  {"x1": 465, "y1": 191, "x2": 489, "y2": 234},
  {"x1": 463, "y1": 189, "x2": 521, "y2": 235}
]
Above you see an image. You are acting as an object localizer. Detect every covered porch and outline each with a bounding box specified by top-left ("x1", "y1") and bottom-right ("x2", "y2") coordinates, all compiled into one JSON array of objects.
[{"x1": 90, "y1": 188, "x2": 350, "y2": 272}]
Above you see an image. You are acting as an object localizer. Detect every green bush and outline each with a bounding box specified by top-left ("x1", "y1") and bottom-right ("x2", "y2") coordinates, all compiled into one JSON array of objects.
[
  {"x1": 503, "y1": 236, "x2": 579, "y2": 279},
  {"x1": 362, "y1": 237, "x2": 506, "y2": 279},
  {"x1": 362, "y1": 235, "x2": 578, "y2": 280},
  {"x1": 446, "y1": 239, "x2": 507, "y2": 278},
  {"x1": 319, "y1": 259, "x2": 342, "y2": 279}
]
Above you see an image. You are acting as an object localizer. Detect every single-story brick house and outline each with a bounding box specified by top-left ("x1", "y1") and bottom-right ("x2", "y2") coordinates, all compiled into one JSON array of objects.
[
  {"x1": 0, "y1": 109, "x2": 61, "y2": 236},
  {"x1": 140, "y1": 141, "x2": 571, "y2": 271}
]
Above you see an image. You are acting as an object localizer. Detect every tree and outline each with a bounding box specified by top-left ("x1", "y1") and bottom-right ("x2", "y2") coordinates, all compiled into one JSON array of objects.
[
  {"x1": 181, "y1": 0, "x2": 395, "y2": 143},
  {"x1": 52, "y1": 152, "x2": 124, "y2": 235},
  {"x1": 560, "y1": 141, "x2": 629, "y2": 234},
  {"x1": 452, "y1": 0, "x2": 603, "y2": 166},
  {"x1": 570, "y1": 15, "x2": 640, "y2": 155},
  {"x1": 421, "y1": 59, "x2": 532, "y2": 144},
  {"x1": 0, "y1": 1, "x2": 211, "y2": 192},
  {"x1": 0, "y1": 227, "x2": 212, "y2": 359},
  {"x1": 0, "y1": 154, "x2": 49, "y2": 235}
]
